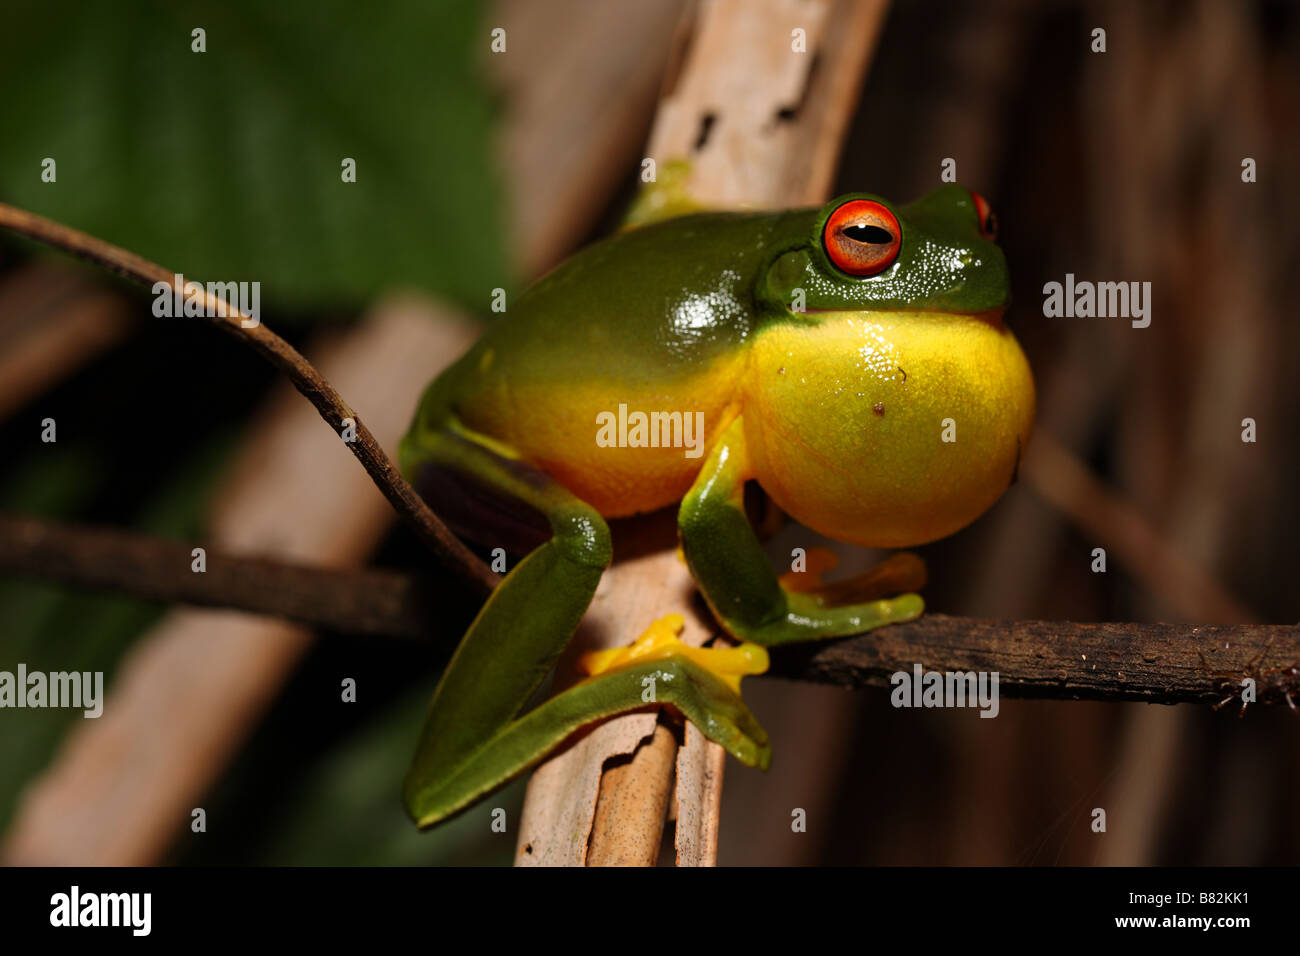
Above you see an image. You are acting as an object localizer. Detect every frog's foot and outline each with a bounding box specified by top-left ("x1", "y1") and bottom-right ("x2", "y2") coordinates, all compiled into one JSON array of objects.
[
  {"x1": 408, "y1": 622, "x2": 772, "y2": 826},
  {"x1": 580, "y1": 613, "x2": 769, "y2": 694},
  {"x1": 574, "y1": 615, "x2": 772, "y2": 768},
  {"x1": 741, "y1": 586, "x2": 923, "y2": 647},
  {"x1": 734, "y1": 550, "x2": 923, "y2": 646}
]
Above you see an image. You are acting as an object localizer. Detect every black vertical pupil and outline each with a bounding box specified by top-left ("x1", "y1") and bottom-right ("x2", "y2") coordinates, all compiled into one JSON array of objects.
[{"x1": 844, "y1": 223, "x2": 893, "y2": 244}]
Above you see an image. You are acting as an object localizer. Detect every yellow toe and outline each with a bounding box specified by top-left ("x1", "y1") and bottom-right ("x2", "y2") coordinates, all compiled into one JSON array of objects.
[{"x1": 579, "y1": 614, "x2": 768, "y2": 694}]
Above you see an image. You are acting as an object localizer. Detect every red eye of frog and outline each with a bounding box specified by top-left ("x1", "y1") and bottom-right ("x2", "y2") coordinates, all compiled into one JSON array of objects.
[
  {"x1": 822, "y1": 199, "x2": 901, "y2": 277},
  {"x1": 971, "y1": 191, "x2": 998, "y2": 241}
]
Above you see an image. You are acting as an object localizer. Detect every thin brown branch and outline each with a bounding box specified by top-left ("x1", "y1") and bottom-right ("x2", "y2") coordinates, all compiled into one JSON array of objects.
[
  {"x1": 0, "y1": 512, "x2": 433, "y2": 640},
  {"x1": 4, "y1": 510, "x2": 1295, "y2": 708},
  {"x1": 0, "y1": 201, "x2": 497, "y2": 597},
  {"x1": 769, "y1": 616, "x2": 1300, "y2": 708}
]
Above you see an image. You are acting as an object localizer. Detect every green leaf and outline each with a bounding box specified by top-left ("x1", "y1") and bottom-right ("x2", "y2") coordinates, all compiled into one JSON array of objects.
[{"x1": 0, "y1": 0, "x2": 508, "y2": 311}]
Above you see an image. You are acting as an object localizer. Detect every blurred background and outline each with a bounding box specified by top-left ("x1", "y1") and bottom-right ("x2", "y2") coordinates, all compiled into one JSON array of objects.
[{"x1": 1, "y1": 0, "x2": 1297, "y2": 865}]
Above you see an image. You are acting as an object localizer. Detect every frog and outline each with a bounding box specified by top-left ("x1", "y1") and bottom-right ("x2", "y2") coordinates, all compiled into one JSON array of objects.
[{"x1": 397, "y1": 183, "x2": 1034, "y2": 828}]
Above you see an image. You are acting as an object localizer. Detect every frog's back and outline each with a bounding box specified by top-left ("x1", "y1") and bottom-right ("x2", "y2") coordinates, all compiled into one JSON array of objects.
[{"x1": 423, "y1": 210, "x2": 807, "y2": 516}]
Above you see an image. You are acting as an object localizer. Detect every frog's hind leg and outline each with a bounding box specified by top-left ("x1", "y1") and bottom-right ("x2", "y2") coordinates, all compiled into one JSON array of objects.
[
  {"x1": 679, "y1": 416, "x2": 924, "y2": 647},
  {"x1": 400, "y1": 423, "x2": 769, "y2": 829},
  {"x1": 400, "y1": 425, "x2": 609, "y2": 826}
]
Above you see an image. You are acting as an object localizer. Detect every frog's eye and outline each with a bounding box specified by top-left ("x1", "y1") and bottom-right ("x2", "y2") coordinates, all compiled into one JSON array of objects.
[
  {"x1": 971, "y1": 191, "x2": 998, "y2": 241},
  {"x1": 823, "y1": 200, "x2": 901, "y2": 277}
]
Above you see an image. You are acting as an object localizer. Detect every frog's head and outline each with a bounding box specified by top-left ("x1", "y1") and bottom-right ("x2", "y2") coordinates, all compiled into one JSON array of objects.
[
  {"x1": 745, "y1": 185, "x2": 1032, "y2": 549},
  {"x1": 761, "y1": 184, "x2": 1008, "y2": 317}
]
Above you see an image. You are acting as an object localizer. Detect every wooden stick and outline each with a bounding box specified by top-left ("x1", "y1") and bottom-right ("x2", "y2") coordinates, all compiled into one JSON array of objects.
[
  {"x1": 769, "y1": 614, "x2": 1299, "y2": 707},
  {"x1": 0, "y1": 512, "x2": 434, "y2": 640},
  {"x1": 585, "y1": 721, "x2": 679, "y2": 866}
]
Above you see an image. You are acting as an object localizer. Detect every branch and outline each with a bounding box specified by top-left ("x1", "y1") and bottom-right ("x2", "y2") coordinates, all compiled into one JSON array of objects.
[
  {"x1": 4, "y1": 511, "x2": 1295, "y2": 708},
  {"x1": 0, "y1": 202, "x2": 497, "y2": 597},
  {"x1": 769, "y1": 616, "x2": 1300, "y2": 708},
  {"x1": 0, "y1": 512, "x2": 433, "y2": 640}
]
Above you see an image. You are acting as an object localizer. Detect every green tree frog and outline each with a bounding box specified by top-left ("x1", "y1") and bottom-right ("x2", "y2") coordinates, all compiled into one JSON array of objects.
[{"x1": 398, "y1": 184, "x2": 1034, "y2": 828}]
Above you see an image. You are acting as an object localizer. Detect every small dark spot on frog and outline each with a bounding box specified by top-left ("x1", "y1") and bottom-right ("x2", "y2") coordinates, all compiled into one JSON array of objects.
[
  {"x1": 897, "y1": 366, "x2": 908, "y2": 385},
  {"x1": 872, "y1": 402, "x2": 885, "y2": 417},
  {"x1": 777, "y1": 366, "x2": 785, "y2": 375}
]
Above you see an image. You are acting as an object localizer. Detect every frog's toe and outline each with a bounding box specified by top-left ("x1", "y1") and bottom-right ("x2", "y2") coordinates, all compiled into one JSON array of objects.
[
  {"x1": 665, "y1": 656, "x2": 772, "y2": 769},
  {"x1": 882, "y1": 591, "x2": 925, "y2": 624},
  {"x1": 577, "y1": 617, "x2": 772, "y2": 768},
  {"x1": 697, "y1": 705, "x2": 772, "y2": 770},
  {"x1": 579, "y1": 613, "x2": 769, "y2": 695}
]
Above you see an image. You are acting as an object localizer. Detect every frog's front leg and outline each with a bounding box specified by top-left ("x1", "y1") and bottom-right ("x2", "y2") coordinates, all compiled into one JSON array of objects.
[
  {"x1": 400, "y1": 424, "x2": 769, "y2": 829},
  {"x1": 679, "y1": 417, "x2": 924, "y2": 646}
]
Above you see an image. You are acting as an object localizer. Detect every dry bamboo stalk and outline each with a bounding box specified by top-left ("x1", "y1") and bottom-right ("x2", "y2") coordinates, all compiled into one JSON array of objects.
[
  {"x1": 515, "y1": 531, "x2": 711, "y2": 866},
  {"x1": 586, "y1": 722, "x2": 679, "y2": 865},
  {"x1": 493, "y1": 0, "x2": 690, "y2": 277},
  {"x1": 516, "y1": 0, "x2": 892, "y2": 867},
  {"x1": 671, "y1": 722, "x2": 727, "y2": 866}
]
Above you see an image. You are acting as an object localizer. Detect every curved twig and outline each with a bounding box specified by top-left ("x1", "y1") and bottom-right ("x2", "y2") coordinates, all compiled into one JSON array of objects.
[{"x1": 0, "y1": 201, "x2": 497, "y2": 597}]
